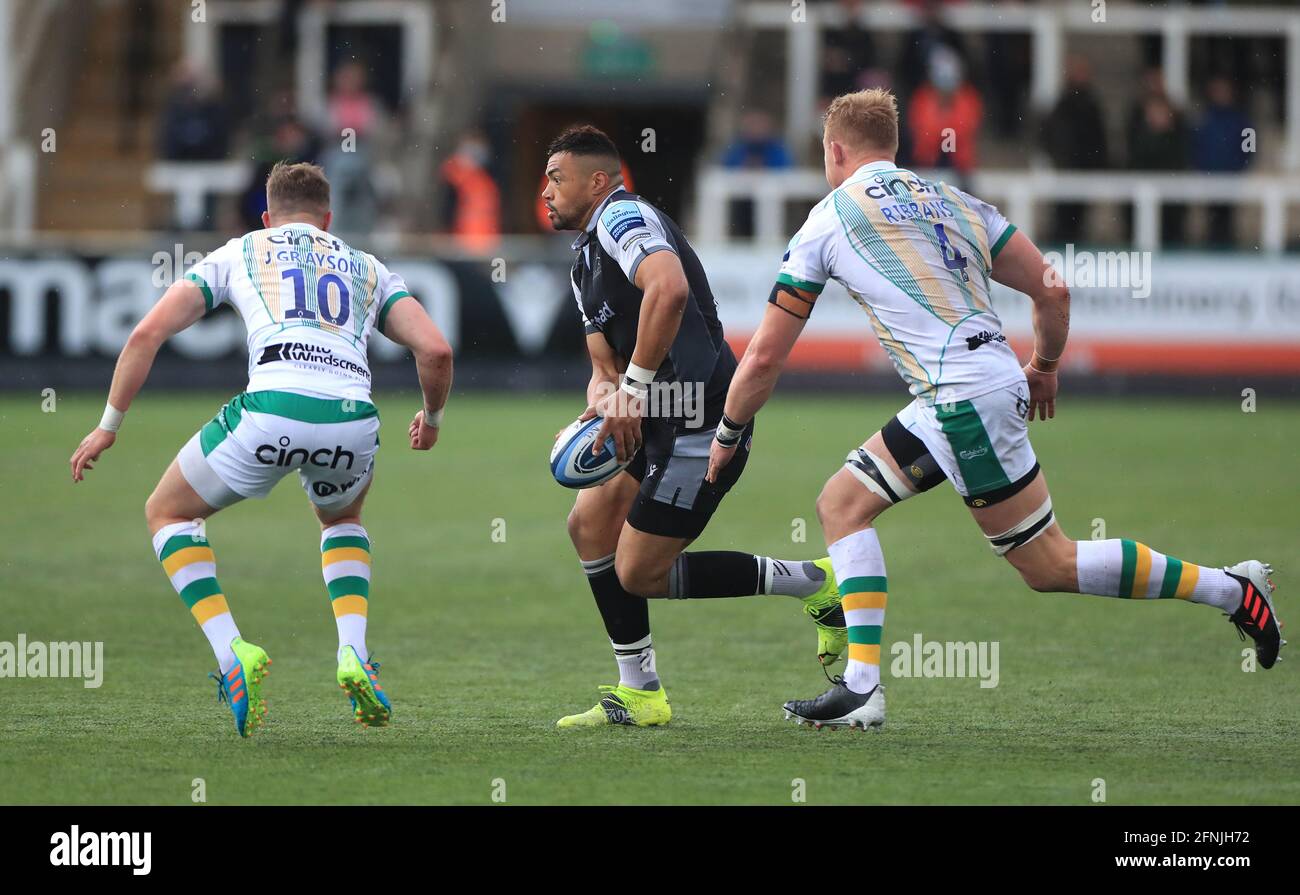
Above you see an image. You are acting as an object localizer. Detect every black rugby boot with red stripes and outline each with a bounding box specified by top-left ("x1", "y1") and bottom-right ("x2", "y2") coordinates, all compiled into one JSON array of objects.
[{"x1": 1225, "y1": 561, "x2": 1284, "y2": 669}]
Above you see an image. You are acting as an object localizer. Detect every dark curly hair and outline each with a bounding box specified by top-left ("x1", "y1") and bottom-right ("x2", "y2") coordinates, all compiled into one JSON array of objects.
[{"x1": 546, "y1": 125, "x2": 620, "y2": 162}]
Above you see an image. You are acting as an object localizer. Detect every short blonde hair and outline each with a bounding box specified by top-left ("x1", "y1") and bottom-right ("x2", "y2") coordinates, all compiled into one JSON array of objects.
[
  {"x1": 266, "y1": 161, "x2": 331, "y2": 216},
  {"x1": 823, "y1": 88, "x2": 899, "y2": 155}
]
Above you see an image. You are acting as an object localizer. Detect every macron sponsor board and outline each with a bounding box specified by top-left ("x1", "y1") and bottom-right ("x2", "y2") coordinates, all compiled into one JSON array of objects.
[
  {"x1": 2, "y1": 250, "x2": 1299, "y2": 374},
  {"x1": 0, "y1": 255, "x2": 458, "y2": 361}
]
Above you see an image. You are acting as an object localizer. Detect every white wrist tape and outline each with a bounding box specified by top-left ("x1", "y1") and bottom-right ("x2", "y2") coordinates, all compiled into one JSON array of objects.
[
  {"x1": 619, "y1": 379, "x2": 648, "y2": 400},
  {"x1": 715, "y1": 414, "x2": 746, "y2": 446},
  {"x1": 624, "y1": 363, "x2": 656, "y2": 387},
  {"x1": 99, "y1": 404, "x2": 125, "y2": 433},
  {"x1": 423, "y1": 407, "x2": 443, "y2": 428}
]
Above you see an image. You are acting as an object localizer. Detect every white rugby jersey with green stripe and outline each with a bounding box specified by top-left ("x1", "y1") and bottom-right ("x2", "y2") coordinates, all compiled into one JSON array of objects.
[
  {"x1": 778, "y1": 161, "x2": 1022, "y2": 404},
  {"x1": 184, "y1": 223, "x2": 411, "y2": 403}
]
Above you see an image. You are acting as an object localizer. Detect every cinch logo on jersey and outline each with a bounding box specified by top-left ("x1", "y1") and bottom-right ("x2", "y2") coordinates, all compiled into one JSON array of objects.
[
  {"x1": 864, "y1": 171, "x2": 933, "y2": 199},
  {"x1": 255, "y1": 436, "x2": 356, "y2": 470},
  {"x1": 258, "y1": 343, "x2": 371, "y2": 380},
  {"x1": 49, "y1": 826, "x2": 151, "y2": 875},
  {"x1": 267, "y1": 230, "x2": 342, "y2": 251}
]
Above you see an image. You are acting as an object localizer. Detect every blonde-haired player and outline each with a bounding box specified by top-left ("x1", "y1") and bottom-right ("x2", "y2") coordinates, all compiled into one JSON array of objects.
[{"x1": 706, "y1": 89, "x2": 1283, "y2": 729}]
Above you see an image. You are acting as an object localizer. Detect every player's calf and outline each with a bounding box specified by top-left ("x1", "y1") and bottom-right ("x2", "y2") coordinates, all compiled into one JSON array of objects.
[{"x1": 1000, "y1": 524, "x2": 1078, "y2": 593}]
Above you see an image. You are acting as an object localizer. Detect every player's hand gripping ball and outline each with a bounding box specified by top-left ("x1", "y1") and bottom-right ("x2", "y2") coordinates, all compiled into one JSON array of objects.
[{"x1": 550, "y1": 415, "x2": 631, "y2": 489}]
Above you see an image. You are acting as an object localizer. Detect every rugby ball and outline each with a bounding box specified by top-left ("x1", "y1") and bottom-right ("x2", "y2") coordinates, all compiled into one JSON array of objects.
[{"x1": 550, "y1": 416, "x2": 629, "y2": 489}]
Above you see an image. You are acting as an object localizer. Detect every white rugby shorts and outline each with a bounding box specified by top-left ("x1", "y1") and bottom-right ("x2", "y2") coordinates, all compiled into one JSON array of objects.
[{"x1": 177, "y1": 390, "x2": 380, "y2": 510}]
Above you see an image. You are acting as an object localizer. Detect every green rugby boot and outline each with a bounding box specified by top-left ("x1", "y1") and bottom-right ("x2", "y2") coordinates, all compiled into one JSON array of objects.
[
  {"x1": 337, "y1": 645, "x2": 391, "y2": 728},
  {"x1": 556, "y1": 683, "x2": 672, "y2": 728},
  {"x1": 802, "y1": 558, "x2": 848, "y2": 667},
  {"x1": 209, "y1": 637, "x2": 271, "y2": 738}
]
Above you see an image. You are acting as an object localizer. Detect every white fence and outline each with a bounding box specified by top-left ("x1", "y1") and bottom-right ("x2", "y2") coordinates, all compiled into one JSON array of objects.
[{"x1": 694, "y1": 167, "x2": 1300, "y2": 252}]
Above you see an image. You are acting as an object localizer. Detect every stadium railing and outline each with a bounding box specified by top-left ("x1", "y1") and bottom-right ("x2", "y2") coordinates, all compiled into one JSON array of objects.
[
  {"x1": 145, "y1": 161, "x2": 253, "y2": 231},
  {"x1": 0, "y1": 0, "x2": 75, "y2": 238},
  {"x1": 742, "y1": 1, "x2": 1300, "y2": 173},
  {"x1": 180, "y1": 0, "x2": 435, "y2": 129},
  {"x1": 693, "y1": 167, "x2": 1300, "y2": 252},
  {"x1": 0, "y1": 142, "x2": 35, "y2": 238}
]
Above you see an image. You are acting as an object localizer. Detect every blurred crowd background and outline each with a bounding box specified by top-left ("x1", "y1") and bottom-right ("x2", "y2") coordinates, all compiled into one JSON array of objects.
[
  {"x1": 4, "y1": 0, "x2": 1297, "y2": 250},
  {"x1": 2, "y1": 0, "x2": 1299, "y2": 391}
]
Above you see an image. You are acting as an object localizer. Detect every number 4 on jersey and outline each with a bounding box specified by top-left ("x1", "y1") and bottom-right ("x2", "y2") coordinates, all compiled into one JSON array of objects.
[{"x1": 933, "y1": 222, "x2": 970, "y2": 283}]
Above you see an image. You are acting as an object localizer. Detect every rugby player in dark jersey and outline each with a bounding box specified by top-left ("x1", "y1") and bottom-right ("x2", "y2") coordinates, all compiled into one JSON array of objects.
[{"x1": 542, "y1": 125, "x2": 847, "y2": 728}]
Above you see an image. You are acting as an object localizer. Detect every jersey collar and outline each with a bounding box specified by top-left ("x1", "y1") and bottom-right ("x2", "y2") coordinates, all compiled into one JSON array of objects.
[
  {"x1": 851, "y1": 159, "x2": 898, "y2": 180},
  {"x1": 571, "y1": 187, "x2": 629, "y2": 251}
]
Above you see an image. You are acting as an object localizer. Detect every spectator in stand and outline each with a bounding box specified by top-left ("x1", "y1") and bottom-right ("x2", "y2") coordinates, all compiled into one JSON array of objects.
[
  {"x1": 898, "y1": 0, "x2": 971, "y2": 102},
  {"x1": 321, "y1": 62, "x2": 384, "y2": 234},
  {"x1": 820, "y1": 0, "x2": 878, "y2": 102},
  {"x1": 722, "y1": 111, "x2": 793, "y2": 170},
  {"x1": 1193, "y1": 76, "x2": 1254, "y2": 248},
  {"x1": 1042, "y1": 54, "x2": 1109, "y2": 245},
  {"x1": 240, "y1": 114, "x2": 321, "y2": 231},
  {"x1": 1127, "y1": 72, "x2": 1189, "y2": 246},
  {"x1": 440, "y1": 130, "x2": 501, "y2": 253},
  {"x1": 157, "y1": 63, "x2": 229, "y2": 161},
  {"x1": 720, "y1": 110, "x2": 793, "y2": 238},
  {"x1": 906, "y1": 45, "x2": 982, "y2": 186},
  {"x1": 328, "y1": 61, "x2": 381, "y2": 140}
]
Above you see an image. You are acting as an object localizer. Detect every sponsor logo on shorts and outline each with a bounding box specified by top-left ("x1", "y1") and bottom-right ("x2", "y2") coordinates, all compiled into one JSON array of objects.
[
  {"x1": 258, "y1": 342, "x2": 370, "y2": 380},
  {"x1": 312, "y1": 462, "x2": 371, "y2": 499},
  {"x1": 255, "y1": 436, "x2": 355, "y2": 470},
  {"x1": 1014, "y1": 392, "x2": 1029, "y2": 418},
  {"x1": 959, "y1": 445, "x2": 989, "y2": 461}
]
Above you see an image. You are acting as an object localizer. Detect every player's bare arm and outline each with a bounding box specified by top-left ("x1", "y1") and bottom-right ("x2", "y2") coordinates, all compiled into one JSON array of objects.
[
  {"x1": 383, "y1": 295, "x2": 454, "y2": 450},
  {"x1": 69, "y1": 279, "x2": 207, "y2": 482},
  {"x1": 990, "y1": 229, "x2": 1071, "y2": 422},
  {"x1": 575, "y1": 331, "x2": 621, "y2": 424},
  {"x1": 705, "y1": 290, "x2": 812, "y2": 483},
  {"x1": 594, "y1": 249, "x2": 689, "y2": 463}
]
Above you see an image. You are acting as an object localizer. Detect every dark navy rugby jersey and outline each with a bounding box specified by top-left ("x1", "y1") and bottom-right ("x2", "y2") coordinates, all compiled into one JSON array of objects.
[{"x1": 569, "y1": 189, "x2": 736, "y2": 428}]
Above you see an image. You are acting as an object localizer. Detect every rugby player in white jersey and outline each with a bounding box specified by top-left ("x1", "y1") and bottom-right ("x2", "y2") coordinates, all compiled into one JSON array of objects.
[
  {"x1": 69, "y1": 163, "x2": 453, "y2": 736},
  {"x1": 706, "y1": 89, "x2": 1283, "y2": 730}
]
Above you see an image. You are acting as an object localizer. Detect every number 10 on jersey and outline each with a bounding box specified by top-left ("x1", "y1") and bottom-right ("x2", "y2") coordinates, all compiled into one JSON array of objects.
[{"x1": 282, "y1": 268, "x2": 351, "y2": 326}]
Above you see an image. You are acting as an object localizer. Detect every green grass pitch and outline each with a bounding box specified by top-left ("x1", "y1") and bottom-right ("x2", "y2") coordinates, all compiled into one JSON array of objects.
[{"x1": 1, "y1": 390, "x2": 1295, "y2": 805}]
